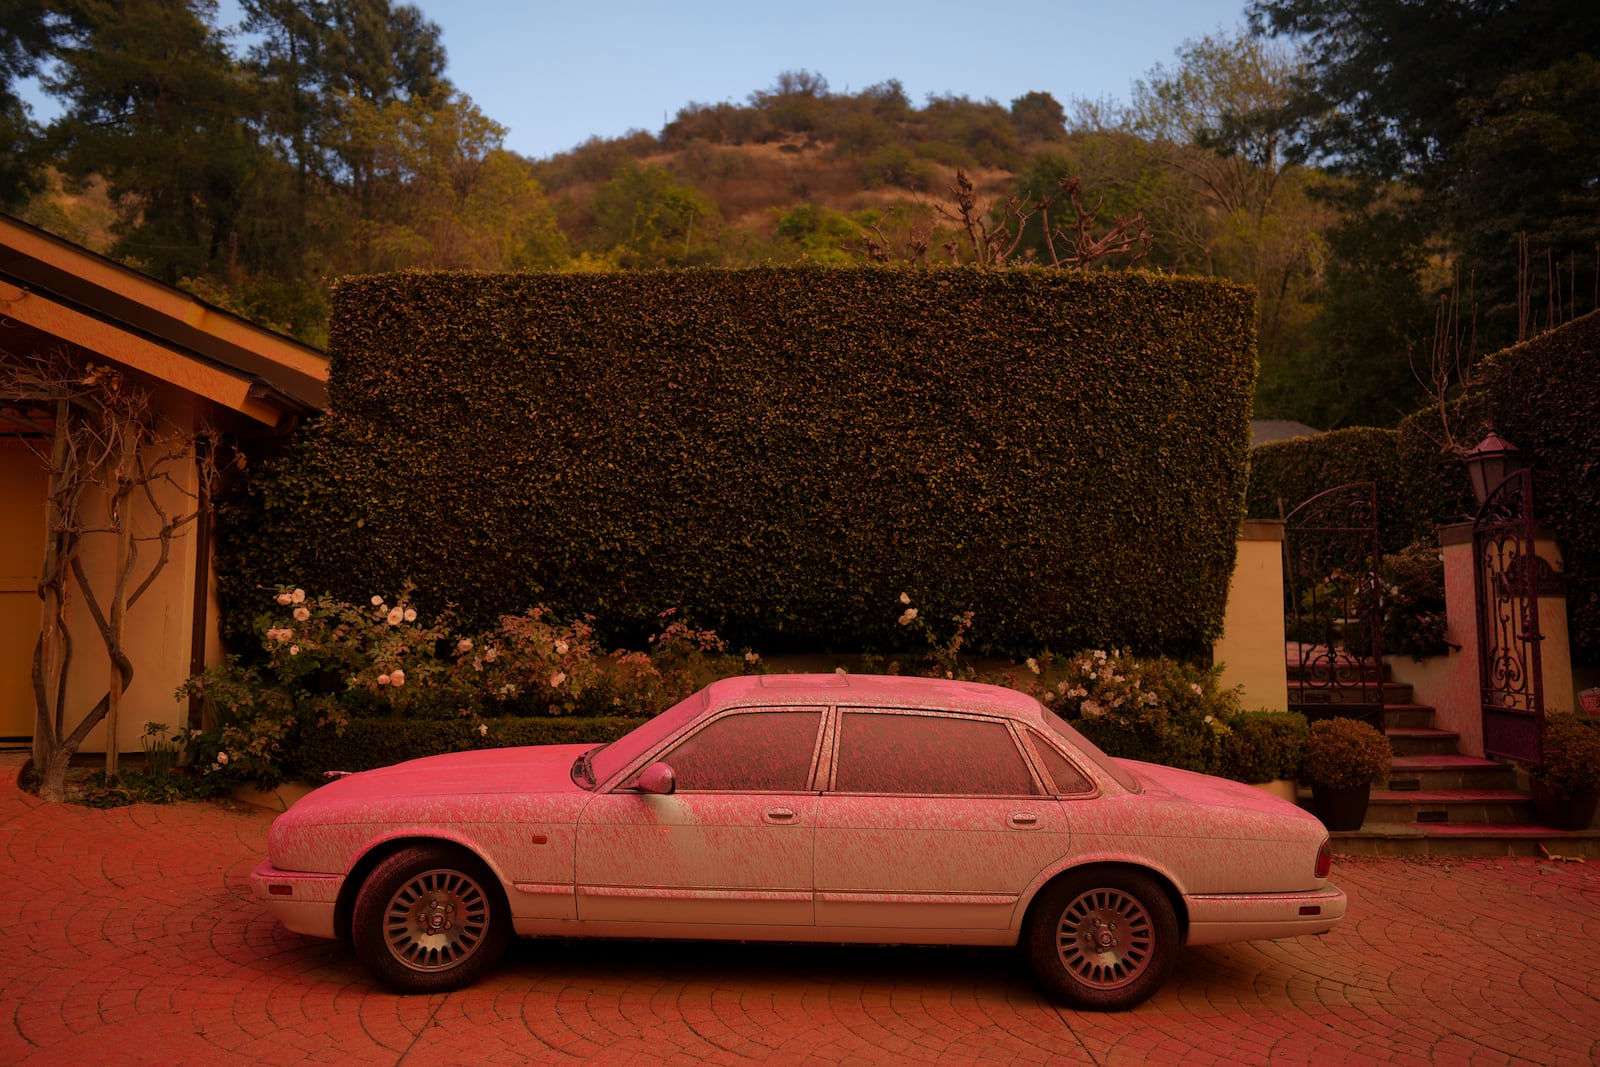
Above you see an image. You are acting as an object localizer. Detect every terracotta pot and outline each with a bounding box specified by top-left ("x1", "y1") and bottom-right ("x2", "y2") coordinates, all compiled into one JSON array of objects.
[
  {"x1": 1310, "y1": 783, "x2": 1371, "y2": 831},
  {"x1": 1530, "y1": 778, "x2": 1600, "y2": 831}
]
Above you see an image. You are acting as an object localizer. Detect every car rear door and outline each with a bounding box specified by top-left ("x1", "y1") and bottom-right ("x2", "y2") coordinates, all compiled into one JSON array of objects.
[
  {"x1": 814, "y1": 708, "x2": 1070, "y2": 932},
  {"x1": 576, "y1": 706, "x2": 824, "y2": 928}
]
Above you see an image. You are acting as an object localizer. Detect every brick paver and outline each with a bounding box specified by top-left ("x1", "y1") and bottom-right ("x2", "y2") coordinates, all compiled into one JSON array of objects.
[{"x1": 2, "y1": 753, "x2": 1596, "y2": 1066}]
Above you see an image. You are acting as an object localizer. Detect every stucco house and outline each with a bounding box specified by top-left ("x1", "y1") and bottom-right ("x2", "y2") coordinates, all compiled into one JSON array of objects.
[{"x1": 0, "y1": 213, "x2": 327, "y2": 754}]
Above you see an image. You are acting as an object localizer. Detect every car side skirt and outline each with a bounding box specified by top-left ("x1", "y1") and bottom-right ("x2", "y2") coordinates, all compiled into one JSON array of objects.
[
  {"x1": 511, "y1": 917, "x2": 1016, "y2": 947},
  {"x1": 1182, "y1": 885, "x2": 1348, "y2": 946}
]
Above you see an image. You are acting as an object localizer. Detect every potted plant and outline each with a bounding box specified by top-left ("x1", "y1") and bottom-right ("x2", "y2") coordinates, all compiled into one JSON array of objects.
[
  {"x1": 1529, "y1": 714, "x2": 1600, "y2": 831},
  {"x1": 1300, "y1": 717, "x2": 1391, "y2": 831}
]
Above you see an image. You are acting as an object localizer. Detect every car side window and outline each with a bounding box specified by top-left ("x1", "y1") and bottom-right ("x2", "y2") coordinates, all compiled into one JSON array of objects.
[
  {"x1": 833, "y1": 711, "x2": 1040, "y2": 796},
  {"x1": 1025, "y1": 729, "x2": 1095, "y2": 795},
  {"x1": 661, "y1": 709, "x2": 823, "y2": 792}
]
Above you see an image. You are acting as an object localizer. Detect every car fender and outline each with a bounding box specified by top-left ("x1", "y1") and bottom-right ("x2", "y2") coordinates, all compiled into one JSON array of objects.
[{"x1": 1010, "y1": 847, "x2": 1193, "y2": 934}]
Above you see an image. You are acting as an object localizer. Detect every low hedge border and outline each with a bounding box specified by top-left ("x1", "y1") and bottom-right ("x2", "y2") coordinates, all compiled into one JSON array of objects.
[{"x1": 291, "y1": 715, "x2": 642, "y2": 777}]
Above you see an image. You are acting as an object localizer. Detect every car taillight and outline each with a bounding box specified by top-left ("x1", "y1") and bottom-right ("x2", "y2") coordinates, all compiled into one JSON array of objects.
[{"x1": 1315, "y1": 837, "x2": 1333, "y2": 879}]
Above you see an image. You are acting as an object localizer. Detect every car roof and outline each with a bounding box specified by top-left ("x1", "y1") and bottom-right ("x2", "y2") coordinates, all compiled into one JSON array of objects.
[{"x1": 702, "y1": 673, "x2": 1047, "y2": 723}]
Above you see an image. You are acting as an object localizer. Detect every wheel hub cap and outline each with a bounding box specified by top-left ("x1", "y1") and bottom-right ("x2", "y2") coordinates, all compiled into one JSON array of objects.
[
  {"x1": 382, "y1": 869, "x2": 489, "y2": 973},
  {"x1": 1055, "y1": 888, "x2": 1155, "y2": 991}
]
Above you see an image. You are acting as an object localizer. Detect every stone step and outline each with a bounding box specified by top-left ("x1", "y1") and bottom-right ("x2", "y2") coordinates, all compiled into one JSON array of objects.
[
  {"x1": 1383, "y1": 703, "x2": 1436, "y2": 730},
  {"x1": 1385, "y1": 726, "x2": 1462, "y2": 758},
  {"x1": 1360, "y1": 788, "x2": 1534, "y2": 825},
  {"x1": 1387, "y1": 754, "x2": 1518, "y2": 791},
  {"x1": 1288, "y1": 685, "x2": 1387, "y2": 706},
  {"x1": 1328, "y1": 822, "x2": 1600, "y2": 859}
]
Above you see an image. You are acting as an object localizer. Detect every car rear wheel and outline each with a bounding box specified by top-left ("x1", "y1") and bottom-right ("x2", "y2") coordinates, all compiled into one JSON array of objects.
[
  {"x1": 1024, "y1": 869, "x2": 1177, "y2": 1011},
  {"x1": 352, "y1": 845, "x2": 511, "y2": 993}
]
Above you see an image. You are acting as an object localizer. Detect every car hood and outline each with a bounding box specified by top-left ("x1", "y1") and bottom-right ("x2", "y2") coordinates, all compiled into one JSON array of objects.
[{"x1": 318, "y1": 743, "x2": 594, "y2": 802}]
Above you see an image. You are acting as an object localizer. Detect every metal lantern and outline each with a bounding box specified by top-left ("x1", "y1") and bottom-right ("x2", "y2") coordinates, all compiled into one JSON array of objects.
[{"x1": 1465, "y1": 429, "x2": 1523, "y2": 507}]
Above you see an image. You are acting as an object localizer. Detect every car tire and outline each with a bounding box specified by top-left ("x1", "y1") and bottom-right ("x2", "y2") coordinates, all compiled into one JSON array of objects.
[
  {"x1": 351, "y1": 845, "x2": 511, "y2": 994},
  {"x1": 1024, "y1": 868, "x2": 1177, "y2": 1011}
]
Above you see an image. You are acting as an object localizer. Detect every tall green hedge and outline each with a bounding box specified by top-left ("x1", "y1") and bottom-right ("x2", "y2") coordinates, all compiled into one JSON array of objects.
[
  {"x1": 218, "y1": 267, "x2": 1256, "y2": 658},
  {"x1": 1246, "y1": 311, "x2": 1598, "y2": 666},
  {"x1": 1401, "y1": 311, "x2": 1600, "y2": 664},
  {"x1": 1244, "y1": 427, "x2": 1418, "y2": 553}
]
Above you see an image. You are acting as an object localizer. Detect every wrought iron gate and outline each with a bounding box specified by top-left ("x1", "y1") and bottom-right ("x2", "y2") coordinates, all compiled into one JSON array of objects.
[
  {"x1": 1283, "y1": 483, "x2": 1385, "y2": 727},
  {"x1": 1473, "y1": 469, "x2": 1544, "y2": 765}
]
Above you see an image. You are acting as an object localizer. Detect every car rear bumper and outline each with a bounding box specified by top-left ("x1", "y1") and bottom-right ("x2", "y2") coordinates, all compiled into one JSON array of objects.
[
  {"x1": 251, "y1": 859, "x2": 343, "y2": 940},
  {"x1": 1182, "y1": 884, "x2": 1347, "y2": 946}
]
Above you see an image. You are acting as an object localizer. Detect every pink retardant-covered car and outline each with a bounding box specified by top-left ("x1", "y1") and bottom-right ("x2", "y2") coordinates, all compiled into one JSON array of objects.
[{"x1": 253, "y1": 674, "x2": 1344, "y2": 1011}]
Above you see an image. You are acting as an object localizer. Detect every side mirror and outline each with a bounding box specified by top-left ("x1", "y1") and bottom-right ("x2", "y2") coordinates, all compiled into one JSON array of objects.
[{"x1": 632, "y1": 761, "x2": 676, "y2": 795}]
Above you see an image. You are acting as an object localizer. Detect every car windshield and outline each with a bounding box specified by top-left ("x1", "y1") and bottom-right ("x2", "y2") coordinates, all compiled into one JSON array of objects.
[
  {"x1": 1040, "y1": 704, "x2": 1143, "y2": 793},
  {"x1": 581, "y1": 687, "x2": 711, "y2": 789}
]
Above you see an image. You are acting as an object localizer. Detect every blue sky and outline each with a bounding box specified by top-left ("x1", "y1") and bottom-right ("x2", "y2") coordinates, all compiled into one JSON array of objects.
[
  {"x1": 21, "y1": 0, "x2": 1255, "y2": 161},
  {"x1": 409, "y1": 0, "x2": 1254, "y2": 159}
]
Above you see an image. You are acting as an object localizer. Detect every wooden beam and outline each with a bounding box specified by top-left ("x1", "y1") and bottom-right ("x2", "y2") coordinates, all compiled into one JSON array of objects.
[{"x1": 0, "y1": 280, "x2": 284, "y2": 425}]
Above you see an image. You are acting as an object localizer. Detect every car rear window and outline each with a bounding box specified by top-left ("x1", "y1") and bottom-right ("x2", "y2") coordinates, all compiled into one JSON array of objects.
[
  {"x1": 833, "y1": 711, "x2": 1040, "y2": 796},
  {"x1": 1024, "y1": 729, "x2": 1095, "y2": 794},
  {"x1": 1039, "y1": 705, "x2": 1143, "y2": 793}
]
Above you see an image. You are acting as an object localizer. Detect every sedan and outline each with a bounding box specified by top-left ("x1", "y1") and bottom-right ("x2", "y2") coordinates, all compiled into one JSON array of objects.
[{"x1": 253, "y1": 674, "x2": 1344, "y2": 1011}]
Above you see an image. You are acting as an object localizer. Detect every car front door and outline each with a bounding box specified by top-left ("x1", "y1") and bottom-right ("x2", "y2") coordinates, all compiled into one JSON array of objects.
[
  {"x1": 814, "y1": 708, "x2": 1070, "y2": 932},
  {"x1": 575, "y1": 706, "x2": 824, "y2": 929}
]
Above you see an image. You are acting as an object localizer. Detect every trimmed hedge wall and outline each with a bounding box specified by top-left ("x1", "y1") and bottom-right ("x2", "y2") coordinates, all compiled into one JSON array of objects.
[
  {"x1": 1249, "y1": 311, "x2": 1598, "y2": 666},
  {"x1": 1244, "y1": 427, "x2": 1418, "y2": 553},
  {"x1": 292, "y1": 716, "x2": 640, "y2": 777},
  {"x1": 1403, "y1": 311, "x2": 1600, "y2": 665},
  {"x1": 219, "y1": 267, "x2": 1256, "y2": 658}
]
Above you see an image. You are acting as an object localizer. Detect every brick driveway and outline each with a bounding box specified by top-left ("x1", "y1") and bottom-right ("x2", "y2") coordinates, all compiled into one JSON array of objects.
[{"x1": 3, "y1": 753, "x2": 1597, "y2": 1066}]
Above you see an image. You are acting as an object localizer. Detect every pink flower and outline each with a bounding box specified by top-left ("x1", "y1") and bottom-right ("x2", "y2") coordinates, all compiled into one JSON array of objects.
[
  {"x1": 291, "y1": 588, "x2": 306, "y2": 604},
  {"x1": 477, "y1": 723, "x2": 488, "y2": 737},
  {"x1": 897, "y1": 608, "x2": 918, "y2": 626},
  {"x1": 377, "y1": 673, "x2": 392, "y2": 686},
  {"x1": 275, "y1": 592, "x2": 293, "y2": 606},
  {"x1": 217, "y1": 752, "x2": 229, "y2": 765},
  {"x1": 457, "y1": 638, "x2": 473, "y2": 653},
  {"x1": 403, "y1": 607, "x2": 417, "y2": 623},
  {"x1": 554, "y1": 640, "x2": 569, "y2": 655},
  {"x1": 390, "y1": 669, "x2": 406, "y2": 687},
  {"x1": 386, "y1": 607, "x2": 404, "y2": 626},
  {"x1": 371, "y1": 595, "x2": 384, "y2": 606},
  {"x1": 293, "y1": 606, "x2": 310, "y2": 622},
  {"x1": 289, "y1": 645, "x2": 300, "y2": 656},
  {"x1": 899, "y1": 592, "x2": 911, "y2": 605},
  {"x1": 549, "y1": 671, "x2": 566, "y2": 688}
]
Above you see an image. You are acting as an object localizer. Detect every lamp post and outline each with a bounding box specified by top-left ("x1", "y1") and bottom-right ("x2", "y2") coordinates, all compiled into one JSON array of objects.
[{"x1": 1465, "y1": 429, "x2": 1523, "y2": 508}]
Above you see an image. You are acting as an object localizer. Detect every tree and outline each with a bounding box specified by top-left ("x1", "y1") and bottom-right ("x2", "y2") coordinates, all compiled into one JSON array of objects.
[
  {"x1": 589, "y1": 162, "x2": 718, "y2": 268},
  {"x1": 1249, "y1": 0, "x2": 1600, "y2": 345},
  {"x1": 42, "y1": 0, "x2": 255, "y2": 283},
  {"x1": 1010, "y1": 91, "x2": 1066, "y2": 142},
  {"x1": 1123, "y1": 31, "x2": 1331, "y2": 396},
  {"x1": 2, "y1": 349, "x2": 219, "y2": 802},
  {"x1": 0, "y1": 0, "x2": 63, "y2": 209}
]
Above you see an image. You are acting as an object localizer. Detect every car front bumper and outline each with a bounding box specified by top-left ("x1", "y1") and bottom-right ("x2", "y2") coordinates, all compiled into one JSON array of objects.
[
  {"x1": 1182, "y1": 884, "x2": 1347, "y2": 945},
  {"x1": 251, "y1": 859, "x2": 344, "y2": 940}
]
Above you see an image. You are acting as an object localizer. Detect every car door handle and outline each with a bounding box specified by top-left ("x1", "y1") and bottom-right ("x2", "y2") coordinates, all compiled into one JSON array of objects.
[
  {"x1": 765, "y1": 807, "x2": 797, "y2": 823},
  {"x1": 1010, "y1": 812, "x2": 1039, "y2": 827}
]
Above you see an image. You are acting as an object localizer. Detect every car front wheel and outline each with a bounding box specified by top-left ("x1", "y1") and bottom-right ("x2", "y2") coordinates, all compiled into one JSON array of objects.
[
  {"x1": 1024, "y1": 868, "x2": 1177, "y2": 1011},
  {"x1": 352, "y1": 845, "x2": 511, "y2": 993}
]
